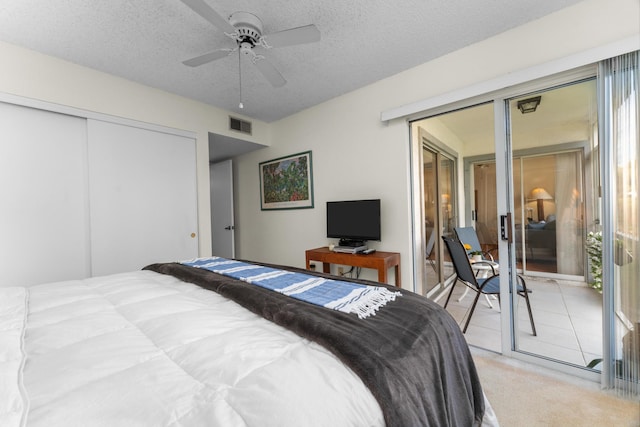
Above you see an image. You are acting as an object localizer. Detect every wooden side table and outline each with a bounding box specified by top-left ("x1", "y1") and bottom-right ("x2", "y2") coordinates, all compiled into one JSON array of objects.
[{"x1": 305, "y1": 247, "x2": 401, "y2": 287}]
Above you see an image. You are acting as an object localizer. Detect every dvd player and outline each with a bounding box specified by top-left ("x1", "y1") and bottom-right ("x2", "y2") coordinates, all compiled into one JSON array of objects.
[{"x1": 332, "y1": 245, "x2": 367, "y2": 254}]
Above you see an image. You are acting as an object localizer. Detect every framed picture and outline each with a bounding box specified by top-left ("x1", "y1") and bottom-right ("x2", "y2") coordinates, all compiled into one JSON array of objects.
[{"x1": 259, "y1": 151, "x2": 314, "y2": 210}]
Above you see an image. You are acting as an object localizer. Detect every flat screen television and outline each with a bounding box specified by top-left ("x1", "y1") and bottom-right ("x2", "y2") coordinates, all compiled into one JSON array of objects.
[{"x1": 326, "y1": 199, "x2": 381, "y2": 246}]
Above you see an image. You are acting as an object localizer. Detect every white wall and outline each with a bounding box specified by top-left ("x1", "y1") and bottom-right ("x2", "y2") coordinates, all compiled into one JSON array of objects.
[
  {"x1": 0, "y1": 0, "x2": 636, "y2": 288},
  {"x1": 233, "y1": 0, "x2": 640, "y2": 288},
  {"x1": 0, "y1": 40, "x2": 271, "y2": 256},
  {"x1": 235, "y1": 88, "x2": 411, "y2": 283}
]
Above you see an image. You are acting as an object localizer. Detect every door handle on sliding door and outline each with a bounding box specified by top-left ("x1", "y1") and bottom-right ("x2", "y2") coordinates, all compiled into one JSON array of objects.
[{"x1": 500, "y1": 214, "x2": 513, "y2": 243}]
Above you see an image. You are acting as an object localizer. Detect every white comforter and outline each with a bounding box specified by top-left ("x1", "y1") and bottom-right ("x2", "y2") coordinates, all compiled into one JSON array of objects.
[{"x1": 1, "y1": 270, "x2": 385, "y2": 426}]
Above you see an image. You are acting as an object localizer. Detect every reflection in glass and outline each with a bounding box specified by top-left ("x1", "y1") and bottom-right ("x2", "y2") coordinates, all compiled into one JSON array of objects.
[{"x1": 510, "y1": 79, "x2": 601, "y2": 370}]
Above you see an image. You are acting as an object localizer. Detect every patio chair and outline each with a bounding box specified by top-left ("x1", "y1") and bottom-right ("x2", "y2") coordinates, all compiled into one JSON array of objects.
[
  {"x1": 442, "y1": 236, "x2": 536, "y2": 335},
  {"x1": 425, "y1": 230, "x2": 437, "y2": 272},
  {"x1": 454, "y1": 226, "x2": 495, "y2": 261}
]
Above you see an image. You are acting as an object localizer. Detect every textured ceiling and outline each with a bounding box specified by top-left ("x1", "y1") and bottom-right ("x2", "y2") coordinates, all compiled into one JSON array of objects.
[{"x1": 0, "y1": 0, "x2": 583, "y2": 123}]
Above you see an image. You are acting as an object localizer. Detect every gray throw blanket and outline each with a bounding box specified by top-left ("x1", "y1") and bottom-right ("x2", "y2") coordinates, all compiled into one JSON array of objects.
[{"x1": 145, "y1": 261, "x2": 485, "y2": 427}]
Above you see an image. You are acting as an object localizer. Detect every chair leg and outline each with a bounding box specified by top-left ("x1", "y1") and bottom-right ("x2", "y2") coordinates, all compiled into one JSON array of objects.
[
  {"x1": 443, "y1": 277, "x2": 458, "y2": 308},
  {"x1": 462, "y1": 292, "x2": 482, "y2": 333},
  {"x1": 522, "y1": 291, "x2": 537, "y2": 336},
  {"x1": 517, "y1": 276, "x2": 536, "y2": 336}
]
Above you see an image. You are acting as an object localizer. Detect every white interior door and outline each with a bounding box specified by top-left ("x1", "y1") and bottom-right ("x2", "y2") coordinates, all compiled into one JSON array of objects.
[
  {"x1": 210, "y1": 159, "x2": 235, "y2": 258},
  {"x1": 0, "y1": 102, "x2": 89, "y2": 286},
  {"x1": 88, "y1": 119, "x2": 198, "y2": 276}
]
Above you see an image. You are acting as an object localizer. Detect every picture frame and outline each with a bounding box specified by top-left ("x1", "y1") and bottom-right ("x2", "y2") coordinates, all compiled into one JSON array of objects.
[{"x1": 259, "y1": 151, "x2": 314, "y2": 210}]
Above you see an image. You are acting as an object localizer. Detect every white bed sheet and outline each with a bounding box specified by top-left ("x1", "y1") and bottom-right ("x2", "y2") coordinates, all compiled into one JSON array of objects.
[{"x1": 1, "y1": 270, "x2": 384, "y2": 427}]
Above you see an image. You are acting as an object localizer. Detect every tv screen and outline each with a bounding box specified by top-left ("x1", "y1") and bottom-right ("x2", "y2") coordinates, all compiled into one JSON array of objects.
[{"x1": 326, "y1": 199, "x2": 381, "y2": 242}]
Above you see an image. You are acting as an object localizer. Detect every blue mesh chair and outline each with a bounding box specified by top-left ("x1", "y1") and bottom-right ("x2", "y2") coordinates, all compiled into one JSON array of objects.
[
  {"x1": 442, "y1": 236, "x2": 536, "y2": 335},
  {"x1": 454, "y1": 226, "x2": 494, "y2": 261}
]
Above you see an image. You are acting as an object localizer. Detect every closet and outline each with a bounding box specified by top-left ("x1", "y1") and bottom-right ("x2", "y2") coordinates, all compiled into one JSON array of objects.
[{"x1": 0, "y1": 101, "x2": 198, "y2": 286}]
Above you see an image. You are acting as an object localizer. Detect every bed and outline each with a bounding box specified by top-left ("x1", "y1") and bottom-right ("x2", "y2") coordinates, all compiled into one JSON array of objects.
[{"x1": 1, "y1": 257, "x2": 498, "y2": 427}]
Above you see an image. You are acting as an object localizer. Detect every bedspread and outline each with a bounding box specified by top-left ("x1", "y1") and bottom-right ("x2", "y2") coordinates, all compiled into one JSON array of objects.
[
  {"x1": 146, "y1": 261, "x2": 486, "y2": 427},
  {"x1": 2, "y1": 271, "x2": 385, "y2": 427}
]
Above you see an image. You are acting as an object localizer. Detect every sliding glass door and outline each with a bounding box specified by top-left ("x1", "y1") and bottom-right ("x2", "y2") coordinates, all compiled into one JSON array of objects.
[
  {"x1": 507, "y1": 79, "x2": 602, "y2": 370},
  {"x1": 410, "y1": 53, "x2": 639, "y2": 390}
]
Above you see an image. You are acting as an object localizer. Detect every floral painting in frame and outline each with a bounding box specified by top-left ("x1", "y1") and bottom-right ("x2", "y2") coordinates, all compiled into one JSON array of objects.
[{"x1": 259, "y1": 151, "x2": 314, "y2": 210}]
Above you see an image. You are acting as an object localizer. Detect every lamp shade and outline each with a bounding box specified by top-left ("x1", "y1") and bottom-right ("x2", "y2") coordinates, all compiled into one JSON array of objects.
[
  {"x1": 529, "y1": 187, "x2": 553, "y2": 200},
  {"x1": 529, "y1": 187, "x2": 553, "y2": 221}
]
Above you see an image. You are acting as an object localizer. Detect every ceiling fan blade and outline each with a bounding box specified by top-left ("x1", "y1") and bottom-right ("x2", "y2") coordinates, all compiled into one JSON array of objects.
[
  {"x1": 180, "y1": 0, "x2": 236, "y2": 35},
  {"x1": 261, "y1": 24, "x2": 320, "y2": 48},
  {"x1": 183, "y1": 49, "x2": 234, "y2": 67},
  {"x1": 252, "y1": 56, "x2": 286, "y2": 87}
]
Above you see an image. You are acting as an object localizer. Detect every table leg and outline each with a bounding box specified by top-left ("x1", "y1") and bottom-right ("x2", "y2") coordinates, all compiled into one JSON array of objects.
[
  {"x1": 378, "y1": 268, "x2": 387, "y2": 285},
  {"x1": 457, "y1": 287, "x2": 470, "y2": 302},
  {"x1": 483, "y1": 295, "x2": 494, "y2": 308},
  {"x1": 322, "y1": 262, "x2": 330, "y2": 274}
]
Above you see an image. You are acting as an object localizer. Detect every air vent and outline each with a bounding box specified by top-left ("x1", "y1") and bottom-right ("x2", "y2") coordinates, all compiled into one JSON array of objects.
[{"x1": 229, "y1": 116, "x2": 252, "y2": 135}]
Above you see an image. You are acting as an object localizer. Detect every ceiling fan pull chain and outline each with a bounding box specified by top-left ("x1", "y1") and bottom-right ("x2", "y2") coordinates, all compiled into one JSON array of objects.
[{"x1": 238, "y1": 49, "x2": 244, "y2": 109}]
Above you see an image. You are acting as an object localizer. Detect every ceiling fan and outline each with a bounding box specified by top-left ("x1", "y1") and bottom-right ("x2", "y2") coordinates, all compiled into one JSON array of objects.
[{"x1": 180, "y1": 0, "x2": 321, "y2": 88}]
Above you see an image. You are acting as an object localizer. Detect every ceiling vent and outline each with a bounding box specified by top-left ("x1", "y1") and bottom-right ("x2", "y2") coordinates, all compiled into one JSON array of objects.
[{"x1": 229, "y1": 116, "x2": 252, "y2": 135}]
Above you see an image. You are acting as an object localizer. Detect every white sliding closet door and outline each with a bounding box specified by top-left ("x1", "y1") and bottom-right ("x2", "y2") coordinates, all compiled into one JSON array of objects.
[
  {"x1": 0, "y1": 102, "x2": 89, "y2": 286},
  {"x1": 88, "y1": 119, "x2": 198, "y2": 276}
]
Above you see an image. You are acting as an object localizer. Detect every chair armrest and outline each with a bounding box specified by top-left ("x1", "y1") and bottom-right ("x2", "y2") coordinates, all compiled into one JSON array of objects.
[
  {"x1": 472, "y1": 261, "x2": 496, "y2": 275},
  {"x1": 481, "y1": 250, "x2": 494, "y2": 261}
]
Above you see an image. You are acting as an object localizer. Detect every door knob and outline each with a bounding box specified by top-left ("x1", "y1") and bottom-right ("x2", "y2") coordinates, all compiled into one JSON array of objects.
[{"x1": 224, "y1": 225, "x2": 235, "y2": 230}]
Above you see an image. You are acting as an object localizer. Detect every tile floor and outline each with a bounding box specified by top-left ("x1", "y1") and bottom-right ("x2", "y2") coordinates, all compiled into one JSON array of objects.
[{"x1": 431, "y1": 271, "x2": 604, "y2": 370}]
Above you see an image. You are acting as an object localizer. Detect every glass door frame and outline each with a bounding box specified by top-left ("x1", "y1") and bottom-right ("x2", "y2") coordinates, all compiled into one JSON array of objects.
[
  {"x1": 424, "y1": 143, "x2": 458, "y2": 297},
  {"x1": 496, "y1": 82, "x2": 600, "y2": 382},
  {"x1": 409, "y1": 127, "x2": 459, "y2": 296},
  {"x1": 409, "y1": 64, "x2": 604, "y2": 382}
]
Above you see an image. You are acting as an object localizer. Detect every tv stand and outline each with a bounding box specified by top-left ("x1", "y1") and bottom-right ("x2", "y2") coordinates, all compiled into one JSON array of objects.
[
  {"x1": 338, "y1": 238, "x2": 365, "y2": 247},
  {"x1": 305, "y1": 247, "x2": 401, "y2": 287}
]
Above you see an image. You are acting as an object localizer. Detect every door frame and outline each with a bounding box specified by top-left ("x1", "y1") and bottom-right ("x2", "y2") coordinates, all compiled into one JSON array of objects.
[
  {"x1": 496, "y1": 86, "x2": 600, "y2": 382},
  {"x1": 410, "y1": 126, "x2": 459, "y2": 296},
  {"x1": 208, "y1": 132, "x2": 266, "y2": 260},
  {"x1": 409, "y1": 65, "x2": 603, "y2": 382},
  {"x1": 210, "y1": 159, "x2": 235, "y2": 258}
]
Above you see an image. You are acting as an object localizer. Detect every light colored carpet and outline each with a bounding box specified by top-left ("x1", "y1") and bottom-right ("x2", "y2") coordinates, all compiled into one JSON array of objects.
[{"x1": 472, "y1": 348, "x2": 640, "y2": 426}]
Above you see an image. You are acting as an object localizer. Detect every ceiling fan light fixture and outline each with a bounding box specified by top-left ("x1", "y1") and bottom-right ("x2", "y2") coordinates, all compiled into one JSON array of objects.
[
  {"x1": 517, "y1": 96, "x2": 541, "y2": 114},
  {"x1": 228, "y1": 11, "x2": 263, "y2": 43}
]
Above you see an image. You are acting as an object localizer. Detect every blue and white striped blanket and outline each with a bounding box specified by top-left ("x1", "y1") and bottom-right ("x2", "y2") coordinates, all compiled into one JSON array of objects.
[{"x1": 181, "y1": 257, "x2": 401, "y2": 319}]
